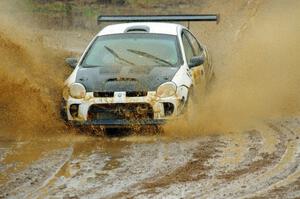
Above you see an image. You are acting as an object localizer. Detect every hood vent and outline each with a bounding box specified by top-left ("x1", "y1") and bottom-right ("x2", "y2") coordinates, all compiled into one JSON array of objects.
[{"x1": 104, "y1": 78, "x2": 145, "y2": 92}]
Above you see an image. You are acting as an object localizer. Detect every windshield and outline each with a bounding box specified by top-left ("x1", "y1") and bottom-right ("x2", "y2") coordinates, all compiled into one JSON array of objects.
[{"x1": 81, "y1": 34, "x2": 182, "y2": 68}]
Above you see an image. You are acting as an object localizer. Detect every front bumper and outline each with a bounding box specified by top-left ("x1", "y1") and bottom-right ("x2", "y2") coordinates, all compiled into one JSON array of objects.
[
  {"x1": 63, "y1": 91, "x2": 184, "y2": 127},
  {"x1": 71, "y1": 119, "x2": 166, "y2": 127}
]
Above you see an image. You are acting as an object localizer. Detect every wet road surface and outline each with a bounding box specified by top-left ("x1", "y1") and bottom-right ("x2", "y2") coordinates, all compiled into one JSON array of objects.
[{"x1": 0, "y1": 117, "x2": 299, "y2": 198}]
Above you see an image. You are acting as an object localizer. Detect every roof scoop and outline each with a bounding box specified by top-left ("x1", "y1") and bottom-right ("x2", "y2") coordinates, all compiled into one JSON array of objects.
[{"x1": 125, "y1": 25, "x2": 150, "y2": 33}]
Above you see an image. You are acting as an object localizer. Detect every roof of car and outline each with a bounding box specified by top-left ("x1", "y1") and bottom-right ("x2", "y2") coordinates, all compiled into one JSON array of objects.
[{"x1": 97, "y1": 22, "x2": 185, "y2": 36}]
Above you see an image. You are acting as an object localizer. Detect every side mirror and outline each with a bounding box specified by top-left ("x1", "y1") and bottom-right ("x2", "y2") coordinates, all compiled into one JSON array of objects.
[
  {"x1": 188, "y1": 55, "x2": 205, "y2": 68},
  {"x1": 65, "y1": 57, "x2": 78, "y2": 68}
]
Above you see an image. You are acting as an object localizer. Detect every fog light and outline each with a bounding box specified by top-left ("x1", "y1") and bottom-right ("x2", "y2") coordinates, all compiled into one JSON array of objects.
[
  {"x1": 69, "y1": 104, "x2": 79, "y2": 118},
  {"x1": 163, "y1": 102, "x2": 174, "y2": 116}
]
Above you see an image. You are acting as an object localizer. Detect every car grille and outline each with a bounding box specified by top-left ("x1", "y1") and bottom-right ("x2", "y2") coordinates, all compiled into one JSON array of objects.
[
  {"x1": 94, "y1": 92, "x2": 114, "y2": 98},
  {"x1": 88, "y1": 103, "x2": 154, "y2": 120},
  {"x1": 93, "y1": 91, "x2": 148, "y2": 98},
  {"x1": 125, "y1": 91, "x2": 148, "y2": 97}
]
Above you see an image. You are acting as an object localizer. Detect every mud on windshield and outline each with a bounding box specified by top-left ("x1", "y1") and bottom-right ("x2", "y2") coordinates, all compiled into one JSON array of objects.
[{"x1": 81, "y1": 33, "x2": 183, "y2": 68}]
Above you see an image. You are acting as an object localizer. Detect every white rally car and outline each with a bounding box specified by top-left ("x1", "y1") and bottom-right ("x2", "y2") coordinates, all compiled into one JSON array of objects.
[{"x1": 61, "y1": 15, "x2": 218, "y2": 127}]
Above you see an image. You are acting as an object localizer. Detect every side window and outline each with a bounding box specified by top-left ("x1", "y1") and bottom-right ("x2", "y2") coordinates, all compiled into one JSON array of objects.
[
  {"x1": 182, "y1": 33, "x2": 194, "y2": 65},
  {"x1": 183, "y1": 30, "x2": 203, "y2": 56}
]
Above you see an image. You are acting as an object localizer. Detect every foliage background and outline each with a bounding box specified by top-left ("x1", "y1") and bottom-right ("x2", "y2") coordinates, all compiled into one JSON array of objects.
[{"x1": 5, "y1": 0, "x2": 203, "y2": 30}]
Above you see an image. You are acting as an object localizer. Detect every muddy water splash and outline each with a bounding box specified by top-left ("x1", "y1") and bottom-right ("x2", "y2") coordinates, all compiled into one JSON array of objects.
[
  {"x1": 198, "y1": 0, "x2": 300, "y2": 132},
  {"x1": 167, "y1": 0, "x2": 300, "y2": 135},
  {"x1": 0, "y1": 7, "x2": 71, "y2": 136}
]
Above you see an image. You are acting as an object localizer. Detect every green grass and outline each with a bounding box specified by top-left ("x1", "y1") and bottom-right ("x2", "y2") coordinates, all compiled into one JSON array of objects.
[{"x1": 29, "y1": 1, "x2": 70, "y2": 14}]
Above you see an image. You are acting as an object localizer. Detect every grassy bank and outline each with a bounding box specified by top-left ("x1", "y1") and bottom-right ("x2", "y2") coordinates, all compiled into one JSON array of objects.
[{"x1": 21, "y1": 0, "x2": 203, "y2": 30}]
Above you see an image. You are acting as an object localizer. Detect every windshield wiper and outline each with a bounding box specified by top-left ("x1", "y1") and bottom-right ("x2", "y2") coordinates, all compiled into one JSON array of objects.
[
  {"x1": 104, "y1": 46, "x2": 136, "y2": 66},
  {"x1": 127, "y1": 49, "x2": 174, "y2": 67},
  {"x1": 81, "y1": 64, "x2": 104, "y2": 68}
]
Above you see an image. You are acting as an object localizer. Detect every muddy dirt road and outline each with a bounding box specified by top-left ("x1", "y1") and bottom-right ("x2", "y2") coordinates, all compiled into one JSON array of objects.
[
  {"x1": 0, "y1": 118, "x2": 299, "y2": 198},
  {"x1": 0, "y1": 0, "x2": 300, "y2": 198}
]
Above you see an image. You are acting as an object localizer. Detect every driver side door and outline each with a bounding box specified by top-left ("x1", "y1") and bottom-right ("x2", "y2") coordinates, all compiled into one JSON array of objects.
[{"x1": 181, "y1": 30, "x2": 206, "y2": 87}]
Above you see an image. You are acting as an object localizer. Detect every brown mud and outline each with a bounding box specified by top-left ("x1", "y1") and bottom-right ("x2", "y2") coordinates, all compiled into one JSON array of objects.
[
  {"x1": 0, "y1": 0, "x2": 299, "y2": 198},
  {"x1": 166, "y1": 0, "x2": 300, "y2": 135},
  {"x1": 0, "y1": 2, "x2": 73, "y2": 136}
]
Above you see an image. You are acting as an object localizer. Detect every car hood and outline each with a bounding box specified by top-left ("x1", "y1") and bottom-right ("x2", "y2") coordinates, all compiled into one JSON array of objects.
[{"x1": 75, "y1": 66, "x2": 179, "y2": 92}]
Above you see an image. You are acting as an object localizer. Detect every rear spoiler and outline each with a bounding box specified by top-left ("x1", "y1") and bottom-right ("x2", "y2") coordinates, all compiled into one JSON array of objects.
[{"x1": 97, "y1": 15, "x2": 220, "y2": 25}]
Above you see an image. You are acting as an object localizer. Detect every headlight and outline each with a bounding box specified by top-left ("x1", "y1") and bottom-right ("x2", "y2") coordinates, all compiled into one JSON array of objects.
[
  {"x1": 156, "y1": 82, "x2": 177, "y2": 98},
  {"x1": 69, "y1": 83, "x2": 86, "y2": 99}
]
